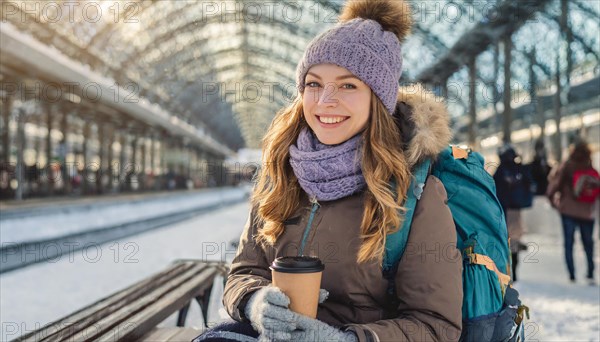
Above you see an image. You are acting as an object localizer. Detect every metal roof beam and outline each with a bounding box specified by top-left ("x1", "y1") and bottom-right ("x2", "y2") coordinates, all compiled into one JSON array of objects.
[
  {"x1": 539, "y1": 12, "x2": 600, "y2": 62},
  {"x1": 571, "y1": 0, "x2": 600, "y2": 21},
  {"x1": 118, "y1": 10, "x2": 313, "y2": 74},
  {"x1": 417, "y1": 0, "x2": 552, "y2": 84},
  {"x1": 0, "y1": 22, "x2": 232, "y2": 156}
]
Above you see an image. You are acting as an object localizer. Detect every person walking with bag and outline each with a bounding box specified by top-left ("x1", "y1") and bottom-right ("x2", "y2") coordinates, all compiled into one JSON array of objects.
[
  {"x1": 193, "y1": 1, "x2": 463, "y2": 341},
  {"x1": 547, "y1": 139, "x2": 599, "y2": 285}
]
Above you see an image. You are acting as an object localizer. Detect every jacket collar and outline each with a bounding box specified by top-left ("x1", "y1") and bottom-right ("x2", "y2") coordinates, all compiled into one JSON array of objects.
[{"x1": 395, "y1": 83, "x2": 453, "y2": 168}]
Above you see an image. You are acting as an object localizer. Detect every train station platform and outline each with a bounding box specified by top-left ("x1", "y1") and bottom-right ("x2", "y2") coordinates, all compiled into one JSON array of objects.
[
  {"x1": 0, "y1": 187, "x2": 246, "y2": 218},
  {"x1": 1, "y1": 192, "x2": 598, "y2": 341}
]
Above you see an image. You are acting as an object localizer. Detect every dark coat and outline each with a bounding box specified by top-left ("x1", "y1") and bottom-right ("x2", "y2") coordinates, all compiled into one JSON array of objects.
[{"x1": 493, "y1": 157, "x2": 533, "y2": 210}]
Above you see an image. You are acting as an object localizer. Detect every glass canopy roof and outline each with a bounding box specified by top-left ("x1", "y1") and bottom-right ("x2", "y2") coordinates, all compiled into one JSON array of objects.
[{"x1": 3, "y1": 0, "x2": 598, "y2": 149}]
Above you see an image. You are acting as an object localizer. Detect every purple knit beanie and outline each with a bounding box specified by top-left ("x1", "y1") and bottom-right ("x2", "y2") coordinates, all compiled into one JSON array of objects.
[{"x1": 296, "y1": 0, "x2": 412, "y2": 114}]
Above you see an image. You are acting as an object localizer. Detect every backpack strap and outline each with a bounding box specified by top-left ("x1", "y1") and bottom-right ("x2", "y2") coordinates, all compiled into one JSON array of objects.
[
  {"x1": 465, "y1": 250, "x2": 511, "y2": 286},
  {"x1": 381, "y1": 159, "x2": 431, "y2": 315},
  {"x1": 383, "y1": 158, "x2": 432, "y2": 271}
]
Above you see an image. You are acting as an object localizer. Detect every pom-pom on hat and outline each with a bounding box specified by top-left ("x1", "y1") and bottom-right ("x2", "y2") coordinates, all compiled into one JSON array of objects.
[{"x1": 296, "y1": 0, "x2": 412, "y2": 114}]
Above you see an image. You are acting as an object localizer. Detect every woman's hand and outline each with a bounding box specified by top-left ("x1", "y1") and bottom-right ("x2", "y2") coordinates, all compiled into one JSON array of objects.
[
  {"x1": 245, "y1": 287, "x2": 332, "y2": 341},
  {"x1": 244, "y1": 286, "x2": 297, "y2": 340}
]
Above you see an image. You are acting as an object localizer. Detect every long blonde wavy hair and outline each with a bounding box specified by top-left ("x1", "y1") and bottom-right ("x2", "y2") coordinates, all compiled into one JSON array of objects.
[{"x1": 252, "y1": 93, "x2": 412, "y2": 264}]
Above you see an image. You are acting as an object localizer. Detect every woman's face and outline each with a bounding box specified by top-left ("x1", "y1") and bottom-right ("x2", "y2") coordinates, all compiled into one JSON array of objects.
[{"x1": 302, "y1": 64, "x2": 372, "y2": 145}]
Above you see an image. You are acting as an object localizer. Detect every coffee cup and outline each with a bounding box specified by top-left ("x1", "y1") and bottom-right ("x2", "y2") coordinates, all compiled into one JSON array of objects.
[{"x1": 270, "y1": 256, "x2": 325, "y2": 318}]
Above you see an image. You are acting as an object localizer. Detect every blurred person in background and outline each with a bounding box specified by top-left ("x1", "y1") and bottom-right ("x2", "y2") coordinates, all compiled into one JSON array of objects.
[
  {"x1": 530, "y1": 139, "x2": 551, "y2": 196},
  {"x1": 494, "y1": 144, "x2": 532, "y2": 282},
  {"x1": 546, "y1": 139, "x2": 599, "y2": 285}
]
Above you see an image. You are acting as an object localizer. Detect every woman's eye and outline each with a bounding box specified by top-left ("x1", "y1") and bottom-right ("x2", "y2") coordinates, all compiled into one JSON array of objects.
[
  {"x1": 341, "y1": 83, "x2": 356, "y2": 89},
  {"x1": 305, "y1": 81, "x2": 320, "y2": 88}
]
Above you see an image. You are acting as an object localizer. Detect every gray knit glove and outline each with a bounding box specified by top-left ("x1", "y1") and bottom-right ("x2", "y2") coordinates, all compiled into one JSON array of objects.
[
  {"x1": 291, "y1": 315, "x2": 358, "y2": 342},
  {"x1": 244, "y1": 286, "x2": 297, "y2": 341},
  {"x1": 244, "y1": 287, "x2": 330, "y2": 341}
]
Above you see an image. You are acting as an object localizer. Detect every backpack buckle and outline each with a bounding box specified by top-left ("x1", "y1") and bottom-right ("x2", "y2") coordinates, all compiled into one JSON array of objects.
[
  {"x1": 413, "y1": 182, "x2": 425, "y2": 200},
  {"x1": 466, "y1": 252, "x2": 477, "y2": 264},
  {"x1": 463, "y1": 247, "x2": 476, "y2": 264},
  {"x1": 451, "y1": 145, "x2": 471, "y2": 159},
  {"x1": 516, "y1": 304, "x2": 530, "y2": 324}
]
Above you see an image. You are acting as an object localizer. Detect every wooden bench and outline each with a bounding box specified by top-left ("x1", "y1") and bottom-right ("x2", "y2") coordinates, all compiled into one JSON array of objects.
[{"x1": 14, "y1": 260, "x2": 228, "y2": 342}]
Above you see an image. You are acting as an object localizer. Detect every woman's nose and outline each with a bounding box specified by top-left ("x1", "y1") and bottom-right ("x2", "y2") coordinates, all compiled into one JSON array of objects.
[{"x1": 317, "y1": 83, "x2": 338, "y2": 107}]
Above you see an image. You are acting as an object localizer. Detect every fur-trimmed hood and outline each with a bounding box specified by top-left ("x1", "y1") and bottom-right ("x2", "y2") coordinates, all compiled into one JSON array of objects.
[{"x1": 394, "y1": 84, "x2": 453, "y2": 168}]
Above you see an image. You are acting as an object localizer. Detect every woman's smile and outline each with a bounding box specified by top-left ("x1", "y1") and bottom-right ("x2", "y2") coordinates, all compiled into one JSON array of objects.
[{"x1": 316, "y1": 114, "x2": 350, "y2": 127}]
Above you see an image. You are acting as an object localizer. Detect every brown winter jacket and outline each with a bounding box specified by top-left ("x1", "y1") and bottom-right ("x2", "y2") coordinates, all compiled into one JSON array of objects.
[
  {"x1": 223, "y1": 86, "x2": 463, "y2": 342},
  {"x1": 546, "y1": 160, "x2": 597, "y2": 220}
]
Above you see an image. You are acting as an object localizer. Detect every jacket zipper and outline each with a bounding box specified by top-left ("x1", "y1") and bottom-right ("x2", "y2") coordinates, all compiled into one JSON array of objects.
[{"x1": 299, "y1": 196, "x2": 320, "y2": 256}]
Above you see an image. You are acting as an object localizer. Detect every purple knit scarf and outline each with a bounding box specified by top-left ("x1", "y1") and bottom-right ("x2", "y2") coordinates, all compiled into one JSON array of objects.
[{"x1": 289, "y1": 128, "x2": 366, "y2": 201}]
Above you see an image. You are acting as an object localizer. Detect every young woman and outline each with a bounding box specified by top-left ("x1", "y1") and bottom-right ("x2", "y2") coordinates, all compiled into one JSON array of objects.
[{"x1": 195, "y1": 1, "x2": 463, "y2": 341}]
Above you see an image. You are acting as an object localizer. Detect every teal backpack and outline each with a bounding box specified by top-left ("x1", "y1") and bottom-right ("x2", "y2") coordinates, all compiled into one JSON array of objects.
[{"x1": 384, "y1": 146, "x2": 529, "y2": 342}]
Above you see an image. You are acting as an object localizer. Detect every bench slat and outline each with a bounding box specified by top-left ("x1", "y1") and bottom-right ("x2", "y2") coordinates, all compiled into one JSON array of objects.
[
  {"x1": 141, "y1": 327, "x2": 201, "y2": 341},
  {"x1": 66, "y1": 264, "x2": 216, "y2": 341},
  {"x1": 96, "y1": 266, "x2": 218, "y2": 341},
  {"x1": 169, "y1": 328, "x2": 202, "y2": 342},
  {"x1": 16, "y1": 262, "x2": 194, "y2": 342},
  {"x1": 15, "y1": 261, "x2": 227, "y2": 342}
]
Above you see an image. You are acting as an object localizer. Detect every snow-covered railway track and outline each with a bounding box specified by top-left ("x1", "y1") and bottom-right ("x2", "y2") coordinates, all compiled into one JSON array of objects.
[{"x1": 0, "y1": 197, "x2": 244, "y2": 274}]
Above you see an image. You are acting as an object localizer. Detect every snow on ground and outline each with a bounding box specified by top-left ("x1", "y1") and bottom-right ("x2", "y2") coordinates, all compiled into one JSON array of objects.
[
  {"x1": 1, "y1": 195, "x2": 599, "y2": 341},
  {"x1": 0, "y1": 187, "x2": 248, "y2": 244},
  {"x1": 1, "y1": 200, "x2": 250, "y2": 340},
  {"x1": 516, "y1": 197, "x2": 600, "y2": 342}
]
